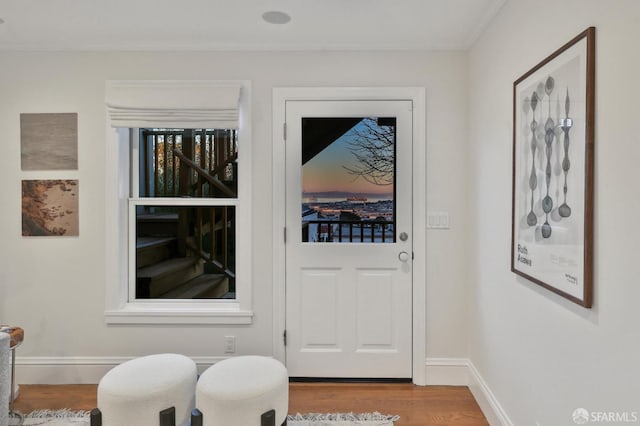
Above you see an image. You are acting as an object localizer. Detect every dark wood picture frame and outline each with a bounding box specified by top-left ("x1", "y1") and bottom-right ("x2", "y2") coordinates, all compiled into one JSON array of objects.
[{"x1": 511, "y1": 27, "x2": 595, "y2": 308}]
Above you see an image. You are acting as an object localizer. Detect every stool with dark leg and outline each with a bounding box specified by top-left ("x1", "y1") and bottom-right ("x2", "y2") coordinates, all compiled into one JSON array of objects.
[
  {"x1": 195, "y1": 356, "x2": 288, "y2": 426},
  {"x1": 0, "y1": 326, "x2": 24, "y2": 426},
  {"x1": 190, "y1": 409, "x2": 203, "y2": 426},
  {"x1": 96, "y1": 353, "x2": 196, "y2": 426},
  {"x1": 90, "y1": 408, "x2": 102, "y2": 426},
  {"x1": 261, "y1": 409, "x2": 276, "y2": 426},
  {"x1": 159, "y1": 407, "x2": 175, "y2": 426}
]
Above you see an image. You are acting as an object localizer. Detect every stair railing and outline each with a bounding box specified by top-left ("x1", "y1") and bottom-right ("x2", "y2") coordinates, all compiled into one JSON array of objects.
[
  {"x1": 140, "y1": 129, "x2": 237, "y2": 292},
  {"x1": 172, "y1": 149, "x2": 236, "y2": 197}
]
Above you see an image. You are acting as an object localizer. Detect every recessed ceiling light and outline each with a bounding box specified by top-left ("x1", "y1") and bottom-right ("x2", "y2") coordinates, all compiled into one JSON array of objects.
[{"x1": 262, "y1": 11, "x2": 291, "y2": 25}]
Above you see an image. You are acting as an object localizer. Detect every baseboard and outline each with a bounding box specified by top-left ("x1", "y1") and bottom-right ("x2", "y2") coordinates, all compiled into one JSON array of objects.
[
  {"x1": 424, "y1": 358, "x2": 470, "y2": 385},
  {"x1": 466, "y1": 361, "x2": 514, "y2": 426},
  {"x1": 14, "y1": 356, "x2": 226, "y2": 384},
  {"x1": 425, "y1": 358, "x2": 513, "y2": 426}
]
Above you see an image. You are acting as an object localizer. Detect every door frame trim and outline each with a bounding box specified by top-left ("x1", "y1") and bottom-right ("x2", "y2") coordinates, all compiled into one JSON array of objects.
[{"x1": 272, "y1": 87, "x2": 426, "y2": 385}]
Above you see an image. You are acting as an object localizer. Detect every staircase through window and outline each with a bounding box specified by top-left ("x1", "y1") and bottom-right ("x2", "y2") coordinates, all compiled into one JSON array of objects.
[{"x1": 133, "y1": 128, "x2": 238, "y2": 300}]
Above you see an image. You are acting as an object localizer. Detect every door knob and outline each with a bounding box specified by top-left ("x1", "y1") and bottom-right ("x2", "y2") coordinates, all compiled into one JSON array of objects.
[{"x1": 398, "y1": 251, "x2": 410, "y2": 262}]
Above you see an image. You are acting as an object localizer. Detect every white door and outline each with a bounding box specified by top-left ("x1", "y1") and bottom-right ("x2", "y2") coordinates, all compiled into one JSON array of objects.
[{"x1": 285, "y1": 100, "x2": 413, "y2": 378}]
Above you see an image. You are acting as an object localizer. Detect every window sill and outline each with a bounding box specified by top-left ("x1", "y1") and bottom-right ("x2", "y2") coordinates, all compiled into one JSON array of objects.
[{"x1": 104, "y1": 303, "x2": 253, "y2": 325}]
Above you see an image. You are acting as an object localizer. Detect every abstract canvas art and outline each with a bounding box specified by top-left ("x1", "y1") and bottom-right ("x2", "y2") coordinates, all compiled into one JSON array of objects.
[
  {"x1": 22, "y1": 180, "x2": 79, "y2": 237},
  {"x1": 511, "y1": 27, "x2": 595, "y2": 307},
  {"x1": 20, "y1": 113, "x2": 78, "y2": 170}
]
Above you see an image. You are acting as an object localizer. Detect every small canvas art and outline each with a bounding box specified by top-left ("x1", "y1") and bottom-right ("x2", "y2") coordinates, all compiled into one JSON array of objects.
[
  {"x1": 21, "y1": 113, "x2": 78, "y2": 170},
  {"x1": 22, "y1": 180, "x2": 79, "y2": 237}
]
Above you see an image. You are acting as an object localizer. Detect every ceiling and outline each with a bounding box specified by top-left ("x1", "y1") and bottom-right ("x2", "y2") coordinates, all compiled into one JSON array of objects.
[{"x1": 0, "y1": 0, "x2": 507, "y2": 51}]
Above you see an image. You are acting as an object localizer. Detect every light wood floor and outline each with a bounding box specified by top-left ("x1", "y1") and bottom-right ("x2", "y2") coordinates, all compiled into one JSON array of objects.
[{"x1": 13, "y1": 383, "x2": 488, "y2": 426}]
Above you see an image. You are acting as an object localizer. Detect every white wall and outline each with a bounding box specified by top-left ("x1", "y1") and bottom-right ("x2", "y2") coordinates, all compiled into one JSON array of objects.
[
  {"x1": 468, "y1": 1, "x2": 640, "y2": 424},
  {"x1": 0, "y1": 50, "x2": 470, "y2": 382}
]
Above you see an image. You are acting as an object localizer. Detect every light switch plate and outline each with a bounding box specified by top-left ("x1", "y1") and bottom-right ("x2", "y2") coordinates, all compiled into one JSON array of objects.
[{"x1": 427, "y1": 211, "x2": 450, "y2": 229}]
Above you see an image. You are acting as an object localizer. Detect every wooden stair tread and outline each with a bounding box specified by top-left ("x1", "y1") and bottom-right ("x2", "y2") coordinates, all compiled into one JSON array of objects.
[
  {"x1": 136, "y1": 213, "x2": 178, "y2": 222},
  {"x1": 136, "y1": 237, "x2": 176, "y2": 250},
  {"x1": 161, "y1": 274, "x2": 227, "y2": 299},
  {"x1": 137, "y1": 257, "x2": 198, "y2": 279}
]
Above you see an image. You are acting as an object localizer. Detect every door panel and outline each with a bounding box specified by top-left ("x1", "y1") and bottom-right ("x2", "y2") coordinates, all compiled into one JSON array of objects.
[
  {"x1": 300, "y1": 268, "x2": 341, "y2": 350},
  {"x1": 356, "y1": 269, "x2": 394, "y2": 349},
  {"x1": 285, "y1": 100, "x2": 412, "y2": 378}
]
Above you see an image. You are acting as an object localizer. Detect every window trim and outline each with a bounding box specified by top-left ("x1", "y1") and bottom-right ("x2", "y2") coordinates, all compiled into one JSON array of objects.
[{"x1": 104, "y1": 80, "x2": 253, "y2": 325}]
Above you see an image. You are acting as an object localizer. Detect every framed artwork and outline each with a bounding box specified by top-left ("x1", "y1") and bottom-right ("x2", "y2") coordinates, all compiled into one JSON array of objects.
[
  {"x1": 22, "y1": 180, "x2": 79, "y2": 237},
  {"x1": 21, "y1": 112, "x2": 78, "y2": 171},
  {"x1": 511, "y1": 27, "x2": 595, "y2": 308}
]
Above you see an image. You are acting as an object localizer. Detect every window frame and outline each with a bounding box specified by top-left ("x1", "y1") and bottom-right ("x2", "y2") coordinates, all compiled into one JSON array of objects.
[{"x1": 104, "y1": 80, "x2": 253, "y2": 325}]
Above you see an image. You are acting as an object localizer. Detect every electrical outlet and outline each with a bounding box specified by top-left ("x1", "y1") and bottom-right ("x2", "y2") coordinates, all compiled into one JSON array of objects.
[{"x1": 224, "y1": 336, "x2": 236, "y2": 353}]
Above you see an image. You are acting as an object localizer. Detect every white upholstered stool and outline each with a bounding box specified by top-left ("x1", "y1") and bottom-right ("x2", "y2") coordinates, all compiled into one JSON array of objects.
[
  {"x1": 96, "y1": 353, "x2": 197, "y2": 426},
  {"x1": 196, "y1": 356, "x2": 288, "y2": 426}
]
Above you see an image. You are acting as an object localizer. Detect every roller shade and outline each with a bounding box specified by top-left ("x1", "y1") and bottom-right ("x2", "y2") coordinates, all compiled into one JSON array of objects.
[{"x1": 106, "y1": 81, "x2": 241, "y2": 129}]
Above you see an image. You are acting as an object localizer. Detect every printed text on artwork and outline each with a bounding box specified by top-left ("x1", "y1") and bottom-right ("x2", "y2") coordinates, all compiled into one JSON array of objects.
[{"x1": 517, "y1": 244, "x2": 532, "y2": 266}]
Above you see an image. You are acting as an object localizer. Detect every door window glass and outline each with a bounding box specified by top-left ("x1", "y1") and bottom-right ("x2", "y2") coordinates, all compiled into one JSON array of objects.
[{"x1": 301, "y1": 117, "x2": 396, "y2": 243}]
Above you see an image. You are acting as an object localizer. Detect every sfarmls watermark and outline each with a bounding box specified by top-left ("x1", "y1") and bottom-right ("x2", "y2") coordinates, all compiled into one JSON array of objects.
[{"x1": 573, "y1": 408, "x2": 639, "y2": 424}]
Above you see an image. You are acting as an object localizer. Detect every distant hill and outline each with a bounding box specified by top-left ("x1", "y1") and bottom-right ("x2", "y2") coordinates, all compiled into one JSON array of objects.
[{"x1": 303, "y1": 191, "x2": 392, "y2": 199}]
